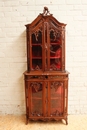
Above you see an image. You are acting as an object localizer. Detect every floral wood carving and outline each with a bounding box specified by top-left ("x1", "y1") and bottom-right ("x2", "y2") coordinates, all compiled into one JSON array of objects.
[
  {"x1": 31, "y1": 111, "x2": 42, "y2": 116},
  {"x1": 34, "y1": 29, "x2": 42, "y2": 41},
  {"x1": 51, "y1": 110, "x2": 63, "y2": 116},
  {"x1": 50, "y1": 28, "x2": 61, "y2": 42},
  {"x1": 50, "y1": 63, "x2": 58, "y2": 70},
  {"x1": 35, "y1": 65, "x2": 40, "y2": 70},
  {"x1": 30, "y1": 82, "x2": 42, "y2": 92},
  {"x1": 51, "y1": 81, "x2": 63, "y2": 91}
]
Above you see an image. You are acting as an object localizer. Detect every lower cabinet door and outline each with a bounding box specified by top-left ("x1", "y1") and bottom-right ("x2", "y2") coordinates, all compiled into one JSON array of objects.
[
  {"x1": 48, "y1": 81, "x2": 65, "y2": 117},
  {"x1": 28, "y1": 81, "x2": 44, "y2": 118},
  {"x1": 27, "y1": 79, "x2": 67, "y2": 120}
]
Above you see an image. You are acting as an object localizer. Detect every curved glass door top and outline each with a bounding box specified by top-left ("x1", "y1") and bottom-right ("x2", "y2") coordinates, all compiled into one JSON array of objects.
[
  {"x1": 49, "y1": 29, "x2": 62, "y2": 71},
  {"x1": 31, "y1": 30, "x2": 42, "y2": 71}
]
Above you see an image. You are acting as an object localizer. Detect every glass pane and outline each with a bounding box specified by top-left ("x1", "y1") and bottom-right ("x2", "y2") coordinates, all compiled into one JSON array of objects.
[
  {"x1": 50, "y1": 47, "x2": 61, "y2": 70},
  {"x1": 30, "y1": 82, "x2": 43, "y2": 117},
  {"x1": 32, "y1": 46, "x2": 42, "y2": 57},
  {"x1": 50, "y1": 29, "x2": 62, "y2": 71},
  {"x1": 44, "y1": 22, "x2": 48, "y2": 71},
  {"x1": 32, "y1": 59, "x2": 42, "y2": 70},
  {"x1": 31, "y1": 30, "x2": 42, "y2": 70},
  {"x1": 50, "y1": 82, "x2": 64, "y2": 116}
]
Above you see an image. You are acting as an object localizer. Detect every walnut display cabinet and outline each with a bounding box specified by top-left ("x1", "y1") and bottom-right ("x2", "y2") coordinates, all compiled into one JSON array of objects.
[{"x1": 24, "y1": 7, "x2": 69, "y2": 125}]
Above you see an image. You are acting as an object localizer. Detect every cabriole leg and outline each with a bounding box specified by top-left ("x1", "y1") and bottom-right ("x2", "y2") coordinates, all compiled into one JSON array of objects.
[{"x1": 26, "y1": 115, "x2": 28, "y2": 125}]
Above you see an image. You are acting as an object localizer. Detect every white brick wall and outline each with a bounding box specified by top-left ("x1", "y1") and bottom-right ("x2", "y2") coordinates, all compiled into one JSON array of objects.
[{"x1": 0, "y1": 0, "x2": 87, "y2": 115}]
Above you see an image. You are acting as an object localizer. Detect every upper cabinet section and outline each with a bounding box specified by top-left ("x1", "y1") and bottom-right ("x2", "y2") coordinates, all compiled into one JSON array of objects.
[{"x1": 25, "y1": 7, "x2": 66, "y2": 72}]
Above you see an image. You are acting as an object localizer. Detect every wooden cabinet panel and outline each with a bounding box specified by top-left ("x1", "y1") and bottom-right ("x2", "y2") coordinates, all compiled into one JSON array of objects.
[{"x1": 24, "y1": 72, "x2": 69, "y2": 124}]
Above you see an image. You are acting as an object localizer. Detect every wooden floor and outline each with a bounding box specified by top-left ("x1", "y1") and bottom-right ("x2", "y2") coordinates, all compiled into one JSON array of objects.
[{"x1": 0, "y1": 115, "x2": 87, "y2": 130}]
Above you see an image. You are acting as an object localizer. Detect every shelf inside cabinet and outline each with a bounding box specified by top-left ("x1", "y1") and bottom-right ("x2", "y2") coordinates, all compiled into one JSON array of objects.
[
  {"x1": 50, "y1": 42, "x2": 61, "y2": 45},
  {"x1": 50, "y1": 57, "x2": 61, "y2": 59},
  {"x1": 32, "y1": 43, "x2": 42, "y2": 46},
  {"x1": 32, "y1": 45, "x2": 42, "y2": 58},
  {"x1": 32, "y1": 57, "x2": 42, "y2": 59},
  {"x1": 32, "y1": 97, "x2": 42, "y2": 99}
]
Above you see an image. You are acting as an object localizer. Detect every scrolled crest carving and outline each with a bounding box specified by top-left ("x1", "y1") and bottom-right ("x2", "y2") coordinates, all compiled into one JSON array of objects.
[{"x1": 42, "y1": 7, "x2": 51, "y2": 16}]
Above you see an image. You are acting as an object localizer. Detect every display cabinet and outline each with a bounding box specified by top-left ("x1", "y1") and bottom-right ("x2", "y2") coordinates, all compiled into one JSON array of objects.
[{"x1": 24, "y1": 7, "x2": 69, "y2": 125}]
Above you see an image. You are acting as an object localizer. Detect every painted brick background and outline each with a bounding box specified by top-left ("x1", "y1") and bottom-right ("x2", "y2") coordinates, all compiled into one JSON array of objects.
[{"x1": 0, "y1": 0, "x2": 87, "y2": 115}]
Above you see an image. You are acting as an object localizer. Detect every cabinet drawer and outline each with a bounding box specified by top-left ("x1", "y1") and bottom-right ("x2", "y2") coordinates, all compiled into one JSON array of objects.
[
  {"x1": 48, "y1": 75, "x2": 68, "y2": 80},
  {"x1": 24, "y1": 75, "x2": 45, "y2": 80}
]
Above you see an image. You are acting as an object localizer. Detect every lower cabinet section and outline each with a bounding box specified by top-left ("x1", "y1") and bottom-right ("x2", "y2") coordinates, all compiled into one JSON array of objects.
[{"x1": 24, "y1": 71, "x2": 69, "y2": 125}]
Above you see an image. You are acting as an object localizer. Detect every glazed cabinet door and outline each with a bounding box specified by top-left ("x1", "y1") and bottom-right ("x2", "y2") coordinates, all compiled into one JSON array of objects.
[
  {"x1": 48, "y1": 79, "x2": 68, "y2": 118},
  {"x1": 49, "y1": 27, "x2": 62, "y2": 71},
  {"x1": 43, "y1": 20, "x2": 65, "y2": 71},
  {"x1": 28, "y1": 80, "x2": 46, "y2": 119},
  {"x1": 26, "y1": 19, "x2": 65, "y2": 72},
  {"x1": 48, "y1": 23, "x2": 65, "y2": 71},
  {"x1": 27, "y1": 22, "x2": 43, "y2": 71}
]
